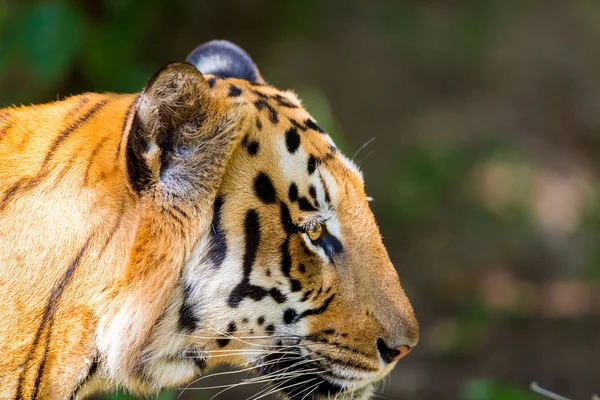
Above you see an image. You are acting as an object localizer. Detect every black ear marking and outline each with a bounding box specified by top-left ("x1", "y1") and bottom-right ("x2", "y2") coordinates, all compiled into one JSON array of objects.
[{"x1": 186, "y1": 40, "x2": 264, "y2": 83}]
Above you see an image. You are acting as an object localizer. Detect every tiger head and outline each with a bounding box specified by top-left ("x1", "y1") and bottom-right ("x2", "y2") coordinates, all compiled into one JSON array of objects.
[{"x1": 138, "y1": 41, "x2": 419, "y2": 399}]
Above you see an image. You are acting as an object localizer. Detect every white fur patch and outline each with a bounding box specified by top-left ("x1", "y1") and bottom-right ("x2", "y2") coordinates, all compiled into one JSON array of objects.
[
  {"x1": 195, "y1": 54, "x2": 232, "y2": 75},
  {"x1": 339, "y1": 152, "x2": 363, "y2": 181}
]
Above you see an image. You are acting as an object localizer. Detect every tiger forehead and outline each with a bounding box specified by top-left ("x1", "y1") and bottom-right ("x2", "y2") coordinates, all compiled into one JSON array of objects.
[
  {"x1": 207, "y1": 75, "x2": 300, "y2": 107},
  {"x1": 207, "y1": 75, "x2": 336, "y2": 160}
]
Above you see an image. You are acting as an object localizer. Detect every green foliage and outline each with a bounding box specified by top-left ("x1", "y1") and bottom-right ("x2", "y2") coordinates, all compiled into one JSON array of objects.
[
  {"x1": 0, "y1": 0, "x2": 154, "y2": 105},
  {"x1": 378, "y1": 0, "x2": 508, "y2": 73},
  {"x1": 461, "y1": 379, "x2": 537, "y2": 400},
  {"x1": 385, "y1": 138, "x2": 519, "y2": 227}
]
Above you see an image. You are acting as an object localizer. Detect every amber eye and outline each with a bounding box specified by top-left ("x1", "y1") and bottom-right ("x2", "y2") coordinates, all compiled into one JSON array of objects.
[{"x1": 307, "y1": 223, "x2": 323, "y2": 241}]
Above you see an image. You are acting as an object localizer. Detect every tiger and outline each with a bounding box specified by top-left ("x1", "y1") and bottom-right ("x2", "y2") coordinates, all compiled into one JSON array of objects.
[{"x1": 0, "y1": 40, "x2": 418, "y2": 400}]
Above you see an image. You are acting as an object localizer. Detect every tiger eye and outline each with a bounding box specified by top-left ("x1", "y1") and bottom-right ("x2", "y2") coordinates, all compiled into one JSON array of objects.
[{"x1": 307, "y1": 223, "x2": 322, "y2": 241}]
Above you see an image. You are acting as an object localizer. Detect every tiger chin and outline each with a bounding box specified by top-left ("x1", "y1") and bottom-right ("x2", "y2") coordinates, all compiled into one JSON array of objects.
[{"x1": 0, "y1": 40, "x2": 418, "y2": 400}]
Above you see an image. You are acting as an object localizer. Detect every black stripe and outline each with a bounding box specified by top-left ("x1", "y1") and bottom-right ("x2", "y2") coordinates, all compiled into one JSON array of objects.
[
  {"x1": 253, "y1": 99, "x2": 279, "y2": 124},
  {"x1": 208, "y1": 196, "x2": 227, "y2": 268},
  {"x1": 207, "y1": 77, "x2": 217, "y2": 88},
  {"x1": 116, "y1": 96, "x2": 139, "y2": 161},
  {"x1": 16, "y1": 238, "x2": 91, "y2": 400},
  {"x1": 83, "y1": 137, "x2": 109, "y2": 186},
  {"x1": 228, "y1": 209, "x2": 290, "y2": 307},
  {"x1": 0, "y1": 170, "x2": 50, "y2": 211},
  {"x1": 228, "y1": 84, "x2": 242, "y2": 97},
  {"x1": 318, "y1": 173, "x2": 332, "y2": 205},
  {"x1": 42, "y1": 99, "x2": 110, "y2": 168},
  {"x1": 0, "y1": 120, "x2": 12, "y2": 141},
  {"x1": 279, "y1": 202, "x2": 298, "y2": 235},
  {"x1": 163, "y1": 207, "x2": 186, "y2": 230},
  {"x1": 307, "y1": 155, "x2": 317, "y2": 175},
  {"x1": 0, "y1": 180, "x2": 23, "y2": 212},
  {"x1": 254, "y1": 173, "x2": 277, "y2": 204},
  {"x1": 299, "y1": 294, "x2": 335, "y2": 320},
  {"x1": 64, "y1": 96, "x2": 90, "y2": 120},
  {"x1": 216, "y1": 321, "x2": 238, "y2": 347},
  {"x1": 273, "y1": 94, "x2": 298, "y2": 108},
  {"x1": 126, "y1": 114, "x2": 153, "y2": 193},
  {"x1": 280, "y1": 237, "x2": 292, "y2": 277},
  {"x1": 304, "y1": 119, "x2": 324, "y2": 133},
  {"x1": 297, "y1": 197, "x2": 317, "y2": 212},
  {"x1": 285, "y1": 127, "x2": 301, "y2": 154},
  {"x1": 15, "y1": 201, "x2": 123, "y2": 400},
  {"x1": 179, "y1": 284, "x2": 200, "y2": 331},
  {"x1": 227, "y1": 210, "x2": 262, "y2": 308},
  {"x1": 242, "y1": 210, "x2": 260, "y2": 277},
  {"x1": 172, "y1": 204, "x2": 189, "y2": 220}
]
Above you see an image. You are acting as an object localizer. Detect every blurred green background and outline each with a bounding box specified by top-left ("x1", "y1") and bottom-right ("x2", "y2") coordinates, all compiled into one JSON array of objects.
[{"x1": 1, "y1": 0, "x2": 599, "y2": 399}]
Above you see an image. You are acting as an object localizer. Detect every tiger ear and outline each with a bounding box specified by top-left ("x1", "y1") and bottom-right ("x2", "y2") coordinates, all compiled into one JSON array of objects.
[
  {"x1": 186, "y1": 40, "x2": 265, "y2": 84},
  {"x1": 128, "y1": 62, "x2": 216, "y2": 194}
]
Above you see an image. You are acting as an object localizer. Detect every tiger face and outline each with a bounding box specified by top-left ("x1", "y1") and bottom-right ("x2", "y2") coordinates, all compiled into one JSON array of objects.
[
  {"x1": 138, "y1": 41, "x2": 418, "y2": 399},
  {"x1": 0, "y1": 39, "x2": 416, "y2": 399}
]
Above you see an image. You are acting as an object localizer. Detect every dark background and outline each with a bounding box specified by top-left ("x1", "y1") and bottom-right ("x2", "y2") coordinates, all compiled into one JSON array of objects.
[{"x1": 1, "y1": 1, "x2": 599, "y2": 399}]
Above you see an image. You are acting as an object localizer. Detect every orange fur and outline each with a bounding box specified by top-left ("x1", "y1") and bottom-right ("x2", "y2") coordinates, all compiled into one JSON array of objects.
[{"x1": 0, "y1": 57, "x2": 417, "y2": 400}]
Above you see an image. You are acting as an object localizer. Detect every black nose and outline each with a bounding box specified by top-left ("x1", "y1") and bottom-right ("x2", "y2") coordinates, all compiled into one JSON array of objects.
[{"x1": 377, "y1": 338, "x2": 412, "y2": 364}]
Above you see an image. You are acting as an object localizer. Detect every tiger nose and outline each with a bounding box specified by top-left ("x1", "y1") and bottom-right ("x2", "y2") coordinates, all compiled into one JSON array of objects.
[{"x1": 377, "y1": 339, "x2": 412, "y2": 364}]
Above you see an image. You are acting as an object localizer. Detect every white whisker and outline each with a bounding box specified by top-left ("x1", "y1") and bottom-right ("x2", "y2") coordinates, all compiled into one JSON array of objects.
[{"x1": 255, "y1": 378, "x2": 321, "y2": 400}]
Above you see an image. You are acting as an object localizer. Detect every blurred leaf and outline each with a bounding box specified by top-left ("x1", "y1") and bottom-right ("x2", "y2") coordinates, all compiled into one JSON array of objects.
[
  {"x1": 4, "y1": 1, "x2": 86, "y2": 83},
  {"x1": 82, "y1": 1, "x2": 154, "y2": 93},
  {"x1": 462, "y1": 378, "x2": 536, "y2": 400}
]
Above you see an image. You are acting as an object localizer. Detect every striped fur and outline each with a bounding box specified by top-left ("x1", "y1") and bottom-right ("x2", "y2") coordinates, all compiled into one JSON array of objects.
[{"x1": 0, "y1": 45, "x2": 417, "y2": 400}]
